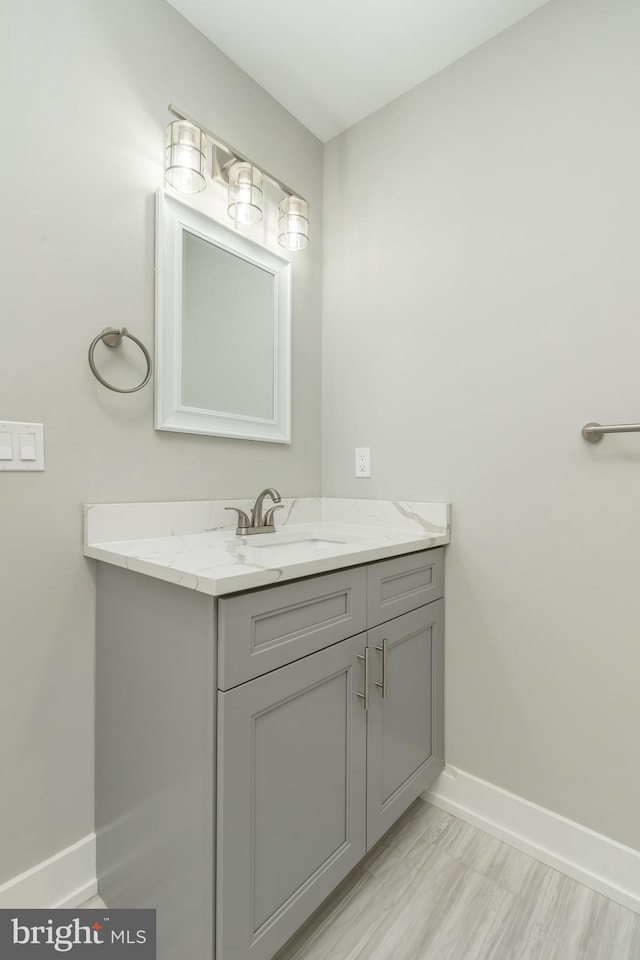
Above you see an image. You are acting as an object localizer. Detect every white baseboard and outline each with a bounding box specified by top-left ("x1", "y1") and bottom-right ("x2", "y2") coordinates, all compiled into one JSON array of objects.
[
  {"x1": 0, "y1": 834, "x2": 97, "y2": 909},
  {"x1": 4, "y1": 773, "x2": 640, "y2": 917},
  {"x1": 424, "y1": 766, "x2": 640, "y2": 915}
]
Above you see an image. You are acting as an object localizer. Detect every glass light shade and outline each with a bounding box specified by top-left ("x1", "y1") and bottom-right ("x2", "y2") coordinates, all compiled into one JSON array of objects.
[
  {"x1": 165, "y1": 120, "x2": 206, "y2": 194},
  {"x1": 278, "y1": 196, "x2": 310, "y2": 250},
  {"x1": 227, "y1": 161, "x2": 263, "y2": 225}
]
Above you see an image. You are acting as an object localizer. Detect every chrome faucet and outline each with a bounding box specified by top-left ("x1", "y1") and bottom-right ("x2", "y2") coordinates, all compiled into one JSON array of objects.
[{"x1": 226, "y1": 488, "x2": 283, "y2": 536}]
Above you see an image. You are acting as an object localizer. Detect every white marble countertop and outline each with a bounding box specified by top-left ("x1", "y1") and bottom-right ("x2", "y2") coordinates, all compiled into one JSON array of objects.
[{"x1": 84, "y1": 498, "x2": 450, "y2": 597}]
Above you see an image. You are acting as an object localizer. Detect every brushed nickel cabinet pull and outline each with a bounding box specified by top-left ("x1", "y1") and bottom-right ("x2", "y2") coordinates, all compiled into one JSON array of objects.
[
  {"x1": 356, "y1": 648, "x2": 370, "y2": 711},
  {"x1": 375, "y1": 639, "x2": 388, "y2": 699}
]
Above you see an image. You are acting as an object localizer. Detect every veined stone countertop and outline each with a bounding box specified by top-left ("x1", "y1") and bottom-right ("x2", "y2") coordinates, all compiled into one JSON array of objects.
[{"x1": 83, "y1": 498, "x2": 450, "y2": 597}]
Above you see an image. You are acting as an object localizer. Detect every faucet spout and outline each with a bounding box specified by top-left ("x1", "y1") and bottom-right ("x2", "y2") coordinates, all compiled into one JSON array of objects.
[
  {"x1": 250, "y1": 488, "x2": 282, "y2": 529},
  {"x1": 226, "y1": 488, "x2": 283, "y2": 535}
]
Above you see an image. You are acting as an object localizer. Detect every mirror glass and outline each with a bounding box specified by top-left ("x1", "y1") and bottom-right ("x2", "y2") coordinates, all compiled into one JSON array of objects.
[
  {"x1": 181, "y1": 231, "x2": 274, "y2": 419},
  {"x1": 155, "y1": 191, "x2": 292, "y2": 443}
]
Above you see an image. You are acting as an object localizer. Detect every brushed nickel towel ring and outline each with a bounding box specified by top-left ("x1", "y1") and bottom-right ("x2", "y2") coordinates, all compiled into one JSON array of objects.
[{"x1": 88, "y1": 327, "x2": 152, "y2": 394}]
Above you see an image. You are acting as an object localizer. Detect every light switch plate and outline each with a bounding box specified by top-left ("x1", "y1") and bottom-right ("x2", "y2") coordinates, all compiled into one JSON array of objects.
[{"x1": 0, "y1": 421, "x2": 44, "y2": 471}]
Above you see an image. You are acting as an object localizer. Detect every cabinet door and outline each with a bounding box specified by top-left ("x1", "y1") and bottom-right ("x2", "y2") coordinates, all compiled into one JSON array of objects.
[
  {"x1": 366, "y1": 599, "x2": 444, "y2": 849},
  {"x1": 217, "y1": 634, "x2": 368, "y2": 960}
]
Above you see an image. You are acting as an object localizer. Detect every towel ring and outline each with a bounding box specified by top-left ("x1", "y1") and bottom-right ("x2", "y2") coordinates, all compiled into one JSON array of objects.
[{"x1": 88, "y1": 327, "x2": 152, "y2": 394}]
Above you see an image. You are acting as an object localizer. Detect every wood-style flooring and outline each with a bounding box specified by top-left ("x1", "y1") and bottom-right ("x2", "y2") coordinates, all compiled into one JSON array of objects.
[
  {"x1": 275, "y1": 799, "x2": 640, "y2": 960},
  {"x1": 81, "y1": 800, "x2": 640, "y2": 959}
]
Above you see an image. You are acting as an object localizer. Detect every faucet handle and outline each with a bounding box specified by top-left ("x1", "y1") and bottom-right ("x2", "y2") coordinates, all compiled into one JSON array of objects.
[
  {"x1": 263, "y1": 504, "x2": 284, "y2": 527},
  {"x1": 225, "y1": 507, "x2": 251, "y2": 532}
]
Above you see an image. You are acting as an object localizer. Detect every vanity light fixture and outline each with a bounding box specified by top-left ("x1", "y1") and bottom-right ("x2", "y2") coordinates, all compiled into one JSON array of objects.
[{"x1": 165, "y1": 104, "x2": 309, "y2": 249}]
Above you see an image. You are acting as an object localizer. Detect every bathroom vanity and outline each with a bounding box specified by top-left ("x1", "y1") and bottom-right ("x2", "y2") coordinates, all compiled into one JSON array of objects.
[{"x1": 85, "y1": 498, "x2": 449, "y2": 960}]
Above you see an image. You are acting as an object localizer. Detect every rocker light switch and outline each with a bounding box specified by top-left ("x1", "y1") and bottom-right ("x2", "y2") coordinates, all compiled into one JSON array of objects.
[
  {"x1": 20, "y1": 432, "x2": 37, "y2": 461},
  {"x1": 0, "y1": 432, "x2": 12, "y2": 460}
]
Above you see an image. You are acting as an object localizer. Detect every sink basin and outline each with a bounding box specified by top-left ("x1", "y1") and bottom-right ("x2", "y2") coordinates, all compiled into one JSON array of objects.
[
  {"x1": 247, "y1": 532, "x2": 353, "y2": 550},
  {"x1": 239, "y1": 530, "x2": 366, "y2": 561}
]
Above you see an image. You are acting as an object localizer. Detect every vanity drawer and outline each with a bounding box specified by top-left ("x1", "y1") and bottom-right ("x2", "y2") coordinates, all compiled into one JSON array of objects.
[
  {"x1": 217, "y1": 568, "x2": 367, "y2": 689},
  {"x1": 366, "y1": 548, "x2": 444, "y2": 627}
]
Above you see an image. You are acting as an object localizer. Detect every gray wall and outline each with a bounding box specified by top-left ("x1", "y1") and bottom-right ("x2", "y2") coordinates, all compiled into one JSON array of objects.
[
  {"x1": 323, "y1": 0, "x2": 640, "y2": 850},
  {"x1": 0, "y1": 0, "x2": 322, "y2": 883}
]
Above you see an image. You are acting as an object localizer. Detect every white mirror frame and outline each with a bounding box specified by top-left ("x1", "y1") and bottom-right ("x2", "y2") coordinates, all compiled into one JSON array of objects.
[{"x1": 155, "y1": 190, "x2": 292, "y2": 443}]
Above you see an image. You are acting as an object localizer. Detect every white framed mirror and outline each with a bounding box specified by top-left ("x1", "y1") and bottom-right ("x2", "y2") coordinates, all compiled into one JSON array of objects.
[{"x1": 155, "y1": 190, "x2": 292, "y2": 442}]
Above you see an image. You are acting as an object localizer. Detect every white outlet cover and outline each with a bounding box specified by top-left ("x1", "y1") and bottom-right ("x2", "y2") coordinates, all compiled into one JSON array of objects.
[{"x1": 355, "y1": 447, "x2": 371, "y2": 478}]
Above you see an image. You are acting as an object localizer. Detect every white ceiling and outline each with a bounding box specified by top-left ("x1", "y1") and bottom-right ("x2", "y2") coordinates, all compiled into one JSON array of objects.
[{"x1": 166, "y1": 0, "x2": 551, "y2": 142}]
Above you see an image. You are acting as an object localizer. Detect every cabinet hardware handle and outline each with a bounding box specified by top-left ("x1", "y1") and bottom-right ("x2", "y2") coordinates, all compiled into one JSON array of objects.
[
  {"x1": 375, "y1": 639, "x2": 388, "y2": 699},
  {"x1": 356, "y1": 648, "x2": 370, "y2": 711}
]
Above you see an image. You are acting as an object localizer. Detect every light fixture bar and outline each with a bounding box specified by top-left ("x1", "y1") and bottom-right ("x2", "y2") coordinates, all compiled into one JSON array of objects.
[{"x1": 168, "y1": 103, "x2": 306, "y2": 203}]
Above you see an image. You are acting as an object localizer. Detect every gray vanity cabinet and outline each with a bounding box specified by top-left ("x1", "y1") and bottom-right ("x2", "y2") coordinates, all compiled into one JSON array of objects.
[
  {"x1": 95, "y1": 548, "x2": 444, "y2": 960},
  {"x1": 217, "y1": 634, "x2": 368, "y2": 960},
  {"x1": 365, "y1": 599, "x2": 444, "y2": 848}
]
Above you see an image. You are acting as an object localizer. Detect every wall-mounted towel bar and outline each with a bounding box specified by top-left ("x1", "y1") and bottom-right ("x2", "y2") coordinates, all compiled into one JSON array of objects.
[{"x1": 581, "y1": 421, "x2": 640, "y2": 443}]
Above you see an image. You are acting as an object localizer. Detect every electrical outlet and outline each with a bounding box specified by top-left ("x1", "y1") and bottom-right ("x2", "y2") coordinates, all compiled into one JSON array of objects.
[{"x1": 355, "y1": 447, "x2": 371, "y2": 478}]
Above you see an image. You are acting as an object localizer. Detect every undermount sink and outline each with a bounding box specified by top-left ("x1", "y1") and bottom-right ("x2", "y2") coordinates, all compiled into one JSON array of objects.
[{"x1": 245, "y1": 531, "x2": 354, "y2": 550}]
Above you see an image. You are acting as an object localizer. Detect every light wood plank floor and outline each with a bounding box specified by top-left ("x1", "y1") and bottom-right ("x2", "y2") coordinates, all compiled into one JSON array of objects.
[{"x1": 275, "y1": 799, "x2": 640, "y2": 960}]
